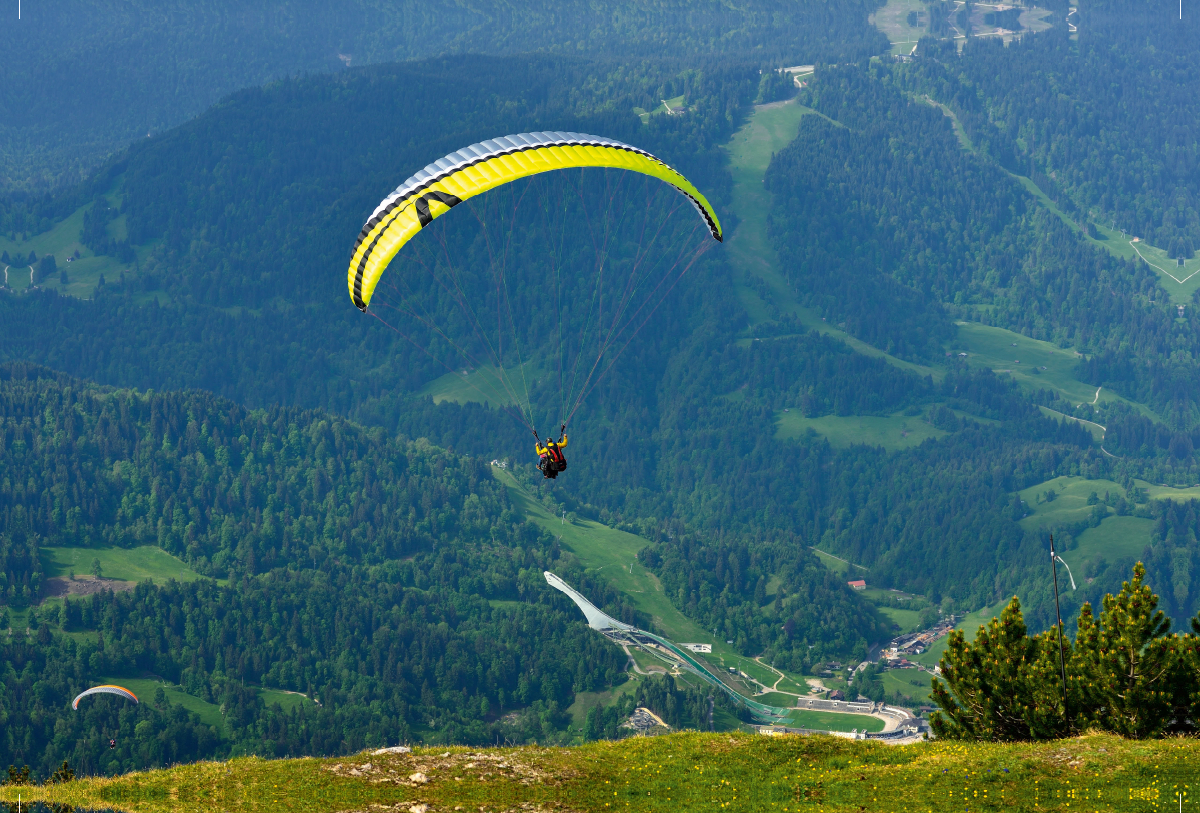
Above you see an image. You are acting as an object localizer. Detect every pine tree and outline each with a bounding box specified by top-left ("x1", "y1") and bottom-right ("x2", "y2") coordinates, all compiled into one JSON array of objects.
[
  {"x1": 930, "y1": 596, "x2": 1059, "y2": 740},
  {"x1": 1088, "y1": 563, "x2": 1175, "y2": 738}
]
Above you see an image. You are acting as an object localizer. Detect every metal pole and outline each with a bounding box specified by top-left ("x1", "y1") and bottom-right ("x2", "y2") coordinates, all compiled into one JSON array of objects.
[{"x1": 1049, "y1": 533, "x2": 1070, "y2": 727}]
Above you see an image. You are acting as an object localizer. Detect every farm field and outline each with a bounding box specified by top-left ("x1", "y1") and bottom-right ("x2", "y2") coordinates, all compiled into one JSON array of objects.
[
  {"x1": 774, "y1": 411, "x2": 947, "y2": 450},
  {"x1": 7, "y1": 731, "x2": 1187, "y2": 813}
]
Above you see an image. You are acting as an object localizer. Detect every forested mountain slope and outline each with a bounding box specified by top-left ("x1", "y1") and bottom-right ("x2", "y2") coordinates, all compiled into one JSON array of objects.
[
  {"x1": 0, "y1": 0, "x2": 886, "y2": 191},
  {"x1": 774, "y1": 64, "x2": 1184, "y2": 421},
  {"x1": 753, "y1": 55, "x2": 1200, "y2": 624},
  {"x1": 1, "y1": 52, "x2": 1192, "y2": 636},
  {"x1": 912, "y1": 1, "x2": 1199, "y2": 258},
  {"x1": 0, "y1": 361, "x2": 655, "y2": 773},
  {"x1": 897, "y1": 10, "x2": 1200, "y2": 429}
]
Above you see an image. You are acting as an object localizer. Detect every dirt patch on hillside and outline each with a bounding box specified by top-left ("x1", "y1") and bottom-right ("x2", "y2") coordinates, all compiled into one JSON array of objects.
[{"x1": 43, "y1": 576, "x2": 136, "y2": 598}]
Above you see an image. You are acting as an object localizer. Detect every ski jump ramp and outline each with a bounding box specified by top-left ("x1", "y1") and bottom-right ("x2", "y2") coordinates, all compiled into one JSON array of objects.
[
  {"x1": 543, "y1": 571, "x2": 634, "y2": 631},
  {"x1": 543, "y1": 571, "x2": 790, "y2": 722}
]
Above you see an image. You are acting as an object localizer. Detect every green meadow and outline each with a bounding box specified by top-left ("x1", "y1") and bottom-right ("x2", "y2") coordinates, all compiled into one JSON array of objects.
[
  {"x1": 1137, "y1": 479, "x2": 1200, "y2": 501},
  {"x1": 634, "y1": 94, "x2": 687, "y2": 123},
  {"x1": 0, "y1": 181, "x2": 160, "y2": 302},
  {"x1": 1072, "y1": 515, "x2": 1154, "y2": 567},
  {"x1": 88, "y1": 677, "x2": 317, "y2": 733},
  {"x1": 871, "y1": 0, "x2": 927, "y2": 55},
  {"x1": 1123, "y1": 236, "x2": 1200, "y2": 302},
  {"x1": 4, "y1": 732, "x2": 1190, "y2": 813},
  {"x1": 880, "y1": 668, "x2": 932, "y2": 704},
  {"x1": 807, "y1": 547, "x2": 868, "y2": 576},
  {"x1": 878, "y1": 606, "x2": 923, "y2": 635},
  {"x1": 95, "y1": 677, "x2": 226, "y2": 730},
  {"x1": 1011, "y1": 475, "x2": 1158, "y2": 592},
  {"x1": 1016, "y1": 475, "x2": 1126, "y2": 533},
  {"x1": 774, "y1": 412, "x2": 947, "y2": 450}
]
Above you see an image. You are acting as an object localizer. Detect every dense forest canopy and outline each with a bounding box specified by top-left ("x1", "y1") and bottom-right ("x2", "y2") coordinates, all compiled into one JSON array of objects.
[
  {"x1": 0, "y1": 362, "x2": 647, "y2": 773},
  {"x1": 0, "y1": 0, "x2": 887, "y2": 191}
]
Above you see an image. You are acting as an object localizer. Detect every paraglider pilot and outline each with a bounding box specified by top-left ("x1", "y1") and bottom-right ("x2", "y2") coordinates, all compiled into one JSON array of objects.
[{"x1": 535, "y1": 426, "x2": 568, "y2": 479}]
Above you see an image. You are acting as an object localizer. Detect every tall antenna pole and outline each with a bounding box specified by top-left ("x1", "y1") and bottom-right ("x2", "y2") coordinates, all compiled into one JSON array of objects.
[{"x1": 1049, "y1": 533, "x2": 1070, "y2": 728}]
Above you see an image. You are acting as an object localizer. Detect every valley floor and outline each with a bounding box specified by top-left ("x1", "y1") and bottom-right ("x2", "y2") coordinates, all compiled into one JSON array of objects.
[{"x1": 2, "y1": 731, "x2": 1191, "y2": 812}]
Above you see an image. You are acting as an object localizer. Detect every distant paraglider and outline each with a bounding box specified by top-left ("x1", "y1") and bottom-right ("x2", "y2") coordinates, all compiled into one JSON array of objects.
[{"x1": 71, "y1": 685, "x2": 138, "y2": 710}]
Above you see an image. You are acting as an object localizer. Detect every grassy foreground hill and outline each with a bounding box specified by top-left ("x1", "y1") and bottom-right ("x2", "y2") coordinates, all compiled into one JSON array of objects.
[{"x1": 2, "y1": 732, "x2": 1194, "y2": 812}]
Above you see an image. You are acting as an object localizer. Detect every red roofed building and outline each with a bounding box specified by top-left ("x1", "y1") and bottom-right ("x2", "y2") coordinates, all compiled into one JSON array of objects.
[{"x1": 847, "y1": 579, "x2": 866, "y2": 590}]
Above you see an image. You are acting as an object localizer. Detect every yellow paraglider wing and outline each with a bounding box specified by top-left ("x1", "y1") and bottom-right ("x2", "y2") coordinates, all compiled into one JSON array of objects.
[{"x1": 347, "y1": 131, "x2": 722, "y2": 311}]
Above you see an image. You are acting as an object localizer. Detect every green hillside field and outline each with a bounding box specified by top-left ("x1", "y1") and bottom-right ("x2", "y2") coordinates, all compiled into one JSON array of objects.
[
  {"x1": 774, "y1": 411, "x2": 948, "y2": 450},
  {"x1": 1015, "y1": 475, "x2": 1158, "y2": 580},
  {"x1": 40, "y1": 545, "x2": 207, "y2": 584},
  {"x1": 954, "y1": 321, "x2": 1159, "y2": 422},
  {"x1": 2, "y1": 732, "x2": 1190, "y2": 813}
]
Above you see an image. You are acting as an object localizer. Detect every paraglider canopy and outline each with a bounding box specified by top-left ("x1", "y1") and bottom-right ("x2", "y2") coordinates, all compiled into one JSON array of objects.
[
  {"x1": 348, "y1": 131, "x2": 722, "y2": 311},
  {"x1": 72, "y1": 685, "x2": 138, "y2": 710}
]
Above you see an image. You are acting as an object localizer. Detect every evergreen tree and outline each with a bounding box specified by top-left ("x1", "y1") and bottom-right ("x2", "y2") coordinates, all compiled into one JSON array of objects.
[
  {"x1": 929, "y1": 596, "x2": 1070, "y2": 740},
  {"x1": 1088, "y1": 563, "x2": 1176, "y2": 738},
  {"x1": 933, "y1": 564, "x2": 1198, "y2": 741}
]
